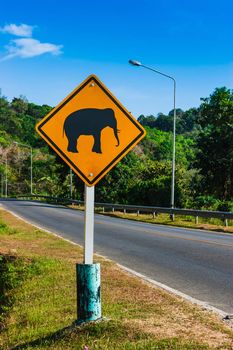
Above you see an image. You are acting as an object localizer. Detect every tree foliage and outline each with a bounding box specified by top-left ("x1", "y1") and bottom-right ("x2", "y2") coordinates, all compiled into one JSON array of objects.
[
  {"x1": 0, "y1": 88, "x2": 232, "y2": 210},
  {"x1": 196, "y1": 87, "x2": 233, "y2": 200}
]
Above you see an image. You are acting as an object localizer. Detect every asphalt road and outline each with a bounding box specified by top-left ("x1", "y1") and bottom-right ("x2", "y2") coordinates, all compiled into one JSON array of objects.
[{"x1": 1, "y1": 199, "x2": 233, "y2": 314}]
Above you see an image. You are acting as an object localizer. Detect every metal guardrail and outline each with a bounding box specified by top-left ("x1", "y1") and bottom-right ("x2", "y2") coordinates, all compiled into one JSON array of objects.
[{"x1": 15, "y1": 194, "x2": 233, "y2": 226}]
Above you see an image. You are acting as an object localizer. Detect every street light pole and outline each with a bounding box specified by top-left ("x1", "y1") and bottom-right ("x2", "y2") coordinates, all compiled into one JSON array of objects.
[
  {"x1": 0, "y1": 173, "x2": 3, "y2": 197},
  {"x1": 70, "y1": 168, "x2": 73, "y2": 199},
  {"x1": 5, "y1": 155, "x2": 8, "y2": 198},
  {"x1": 30, "y1": 146, "x2": 33, "y2": 194},
  {"x1": 13, "y1": 142, "x2": 33, "y2": 194},
  {"x1": 129, "y1": 59, "x2": 176, "y2": 210}
]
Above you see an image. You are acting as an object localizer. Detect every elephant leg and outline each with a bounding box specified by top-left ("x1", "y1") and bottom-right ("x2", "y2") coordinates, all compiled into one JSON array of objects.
[
  {"x1": 67, "y1": 136, "x2": 78, "y2": 153},
  {"x1": 92, "y1": 132, "x2": 102, "y2": 153}
]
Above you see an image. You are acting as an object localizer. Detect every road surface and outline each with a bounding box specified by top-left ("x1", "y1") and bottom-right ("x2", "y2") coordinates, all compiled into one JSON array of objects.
[{"x1": 1, "y1": 199, "x2": 233, "y2": 315}]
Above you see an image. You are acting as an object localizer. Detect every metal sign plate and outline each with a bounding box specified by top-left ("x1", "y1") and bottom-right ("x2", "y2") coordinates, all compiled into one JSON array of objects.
[{"x1": 36, "y1": 74, "x2": 146, "y2": 186}]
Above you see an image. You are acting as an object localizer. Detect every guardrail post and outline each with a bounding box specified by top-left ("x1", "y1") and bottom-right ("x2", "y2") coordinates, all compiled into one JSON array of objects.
[
  {"x1": 16, "y1": 197, "x2": 233, "y2": 227},
  {"x1": 170, "y1": 213, "x2": 175, "y2": 221},
  {"x1": 153, "y1": 212, "x2": 156, "y2": 219}
]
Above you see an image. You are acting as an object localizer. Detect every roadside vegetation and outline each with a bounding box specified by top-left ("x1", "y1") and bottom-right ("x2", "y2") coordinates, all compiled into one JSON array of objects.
[
  {"x1": 0, "y1": 87, "x2": 233, "y2": 212},
  {"x1": 94, "y1": 210, "x2": 233, "y2": 234},
  {"x1": 65, "y1": 204, "x2": 233, "y2": 233},
  {"x1": 0, "y1": 208, "x2": 233, "y2": 349}
]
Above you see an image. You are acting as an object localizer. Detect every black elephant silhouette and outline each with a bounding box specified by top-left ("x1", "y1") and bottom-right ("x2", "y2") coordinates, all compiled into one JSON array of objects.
[{"x1": 63, "y1": 108, "x2": 120, "y2": 154}]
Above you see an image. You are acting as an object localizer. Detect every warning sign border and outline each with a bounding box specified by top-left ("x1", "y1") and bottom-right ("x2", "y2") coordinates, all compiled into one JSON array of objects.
[{"x1": 36, "y1": 75, "x2": 146, "y2": 186}]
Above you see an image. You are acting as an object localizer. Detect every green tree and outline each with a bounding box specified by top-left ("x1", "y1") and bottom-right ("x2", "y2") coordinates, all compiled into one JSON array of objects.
[
  {"x1": 128, "y1": 160, "x2": 172, "y2": 206},
  {"x1": 178, "y1": 108, "x2": 199, "y2": 133},
  {"x1": 0, "y1": 97, "x2": 22, "y2": 137},
  {"x1": 196, "y1": 87, "x2": 233, "y2": 200},
  {"x1": 139, "y1": 114, "x2": 157, "y2": 128},
  {"x1": 154, "y1": 114, "x2": 173, "y2": 132},
  {"x1": 96, "y1": 152, "x2": 141, "y2": 204}
]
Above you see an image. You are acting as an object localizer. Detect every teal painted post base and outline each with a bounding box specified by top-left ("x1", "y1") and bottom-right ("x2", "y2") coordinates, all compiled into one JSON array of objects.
[{"x1": 76, "y1": 263, "x2": 101, "y2": 324}]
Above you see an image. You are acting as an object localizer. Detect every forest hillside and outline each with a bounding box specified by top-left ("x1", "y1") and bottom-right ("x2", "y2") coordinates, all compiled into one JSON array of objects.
[{"x1": 0, "y1": 87, "x2": 232, "y2": 211}]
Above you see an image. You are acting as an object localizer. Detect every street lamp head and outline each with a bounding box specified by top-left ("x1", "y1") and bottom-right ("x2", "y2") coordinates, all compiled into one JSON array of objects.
[{"x1": 128, "y1": 59, "x2": 142, "y2": 67}]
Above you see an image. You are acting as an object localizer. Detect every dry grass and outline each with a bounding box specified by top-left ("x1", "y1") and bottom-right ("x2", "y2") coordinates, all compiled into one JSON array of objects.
[
  {"x1": 67, "y1": 204, "x2": 233, "y2": 234},
  {"x1": 0, "y1": 207, "x2": 233, "y2": 349},
  {"x1": 96, "y1": 210, "x2": 233, "y2": 234},
  {"x1": 0, "y1": 208, "x2": 83, "y2": 263},
  {"x1": 102, "y1": 264, "x2": 233, "y2": 348}
]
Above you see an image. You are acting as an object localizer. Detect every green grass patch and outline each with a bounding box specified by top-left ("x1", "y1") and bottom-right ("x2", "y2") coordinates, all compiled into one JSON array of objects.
[
  {"x1": 0, "y1": 221, "x2": 18, "y2": 235},
  {"x1": 0, "y1": 209, "x2": 232, "y2": 349},
  {"x1": 68, "y1": 204, "x2": 233, "y2": 233},
  {"x1": 94, "y1": 210, "x2": 233, "y2": 233}
]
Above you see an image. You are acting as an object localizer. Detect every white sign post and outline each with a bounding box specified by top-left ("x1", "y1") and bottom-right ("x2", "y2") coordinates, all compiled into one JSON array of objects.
[
  {"x1": 35, "y1": 74, "x2": 146, "y2": 324},
  {"x1": 84, "y1": 185, "x2": 95, "y2": 264},
  {"x1": 76, "y1": 184, "x2": 101, "y2": 324}
]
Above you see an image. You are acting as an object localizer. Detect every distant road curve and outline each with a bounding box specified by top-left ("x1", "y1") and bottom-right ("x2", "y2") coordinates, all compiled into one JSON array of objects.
[{"x1": 1, "y1": 199, "x2": 233, "y2": 315}]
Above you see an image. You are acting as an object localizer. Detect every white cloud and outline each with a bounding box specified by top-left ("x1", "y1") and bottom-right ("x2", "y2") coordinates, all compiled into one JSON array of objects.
[
  {"x1": 0, "y1": 23, "x2": 34, "y2": 37},
  {"x1": 1, "y1": 38, "x2": 63, "y2": 61}
]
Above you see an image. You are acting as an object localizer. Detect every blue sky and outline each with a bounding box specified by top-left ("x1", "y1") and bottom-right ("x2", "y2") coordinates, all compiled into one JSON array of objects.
[{"x1": 0, "y1": 0, "x2": 232, "y2": 117}]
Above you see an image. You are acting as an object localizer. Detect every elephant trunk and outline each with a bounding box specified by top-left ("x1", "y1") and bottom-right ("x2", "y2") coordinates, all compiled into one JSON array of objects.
[{"x1": 114, "y1": 127, "x2": 120, "y2": 147}]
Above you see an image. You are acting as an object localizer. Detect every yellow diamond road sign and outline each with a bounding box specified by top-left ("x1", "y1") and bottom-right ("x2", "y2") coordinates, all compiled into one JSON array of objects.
[{"x1": 36, "y1": 74, "x2": 146, "y2": 186}]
